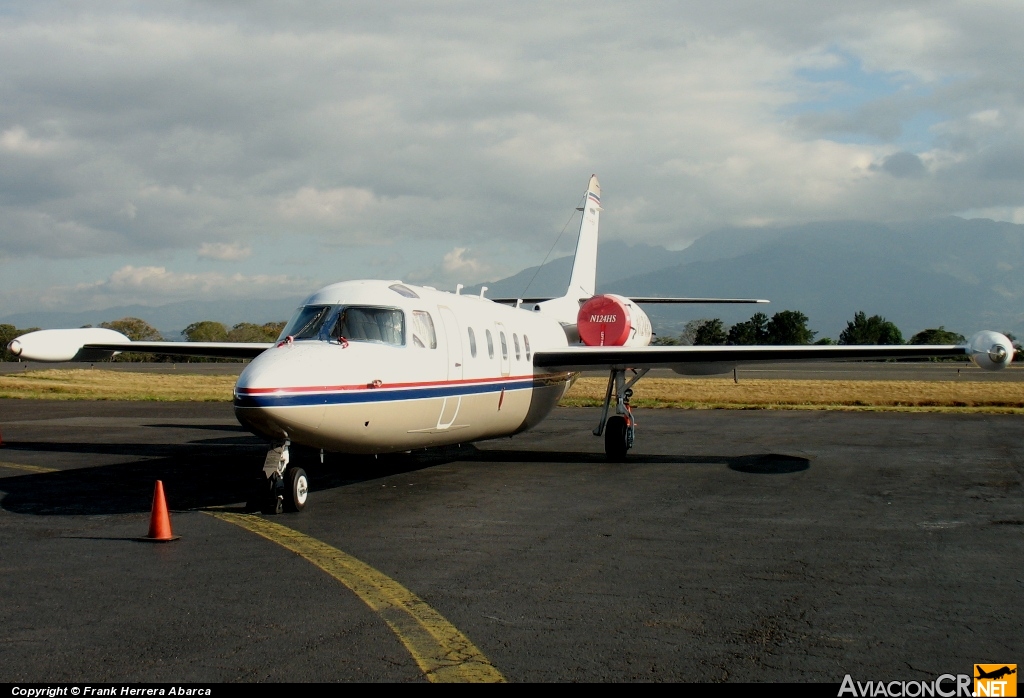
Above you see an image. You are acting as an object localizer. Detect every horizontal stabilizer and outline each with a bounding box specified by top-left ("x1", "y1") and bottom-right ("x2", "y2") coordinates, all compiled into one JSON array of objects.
[
  {"x1": 626, "y1": 297, "x2": 770, "y2": 304},
  {"x1": 489, "y1": 297, "x2": 556, "y2": 306},
  {"x1": 491, "y1": 296, "x2": 769, "y2": 307}
]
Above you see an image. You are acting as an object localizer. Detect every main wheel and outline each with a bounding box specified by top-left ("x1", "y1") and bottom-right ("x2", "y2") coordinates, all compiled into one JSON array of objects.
[
  {"x1": 261, "y1": 476, "x2": 283, "y2": 515},
  {"x1": 246, "y1": 475, "x2": 276, "y2": 513},
  {"x1": 604, "y1": 415, "x2": 630, "y2": 461},
  {"x1": 284, "y1": 467, "x2": 309, "y2": 512}
]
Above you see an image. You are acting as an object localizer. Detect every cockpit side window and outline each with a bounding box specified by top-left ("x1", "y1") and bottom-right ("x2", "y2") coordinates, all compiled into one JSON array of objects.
[
  {"x1": 330, "y1": 306, "x2": 404, "y2": 345},
  {"x1": 279, "y1": 305, "x2": 333, "y2": 341},
  {"x1": 411, "y1": 310, "x2": 437, "y2": 349}
]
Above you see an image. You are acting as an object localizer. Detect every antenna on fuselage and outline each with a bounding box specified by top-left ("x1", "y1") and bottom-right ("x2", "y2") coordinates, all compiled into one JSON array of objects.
[{"x1": 479, "y1": 286, "x2": 488, "y2": 298}]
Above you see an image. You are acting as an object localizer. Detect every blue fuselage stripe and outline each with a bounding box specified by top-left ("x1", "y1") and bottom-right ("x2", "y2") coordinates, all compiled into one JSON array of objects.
[{"x1": 234, "y1": 378, "x2": 535, "y2": 409}]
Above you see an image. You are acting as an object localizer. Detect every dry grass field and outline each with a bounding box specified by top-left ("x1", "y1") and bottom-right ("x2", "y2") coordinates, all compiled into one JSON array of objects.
[
  {"x1": 562, "y1": 376, "x2": 1024, "y2": 412},
  {"x1": 0, "y1": 369, "x2": 236, "y2": 401},
  {"x1": 1, "y1": 369, "x2": 1023, "y2": 412}
]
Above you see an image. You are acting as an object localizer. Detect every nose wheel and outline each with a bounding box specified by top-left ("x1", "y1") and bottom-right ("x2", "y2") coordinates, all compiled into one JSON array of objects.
[
  {"x1": 246, "y1": 440, "x2": 309, "y2": 514},
  {"x1": 284, "y1": 466, "x2": 308, "y2": 512}
]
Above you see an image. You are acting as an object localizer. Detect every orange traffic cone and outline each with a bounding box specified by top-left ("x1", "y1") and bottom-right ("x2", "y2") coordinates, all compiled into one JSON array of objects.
[{"x1": 142, "y1": 480, "x2": 179, "y2": 542}]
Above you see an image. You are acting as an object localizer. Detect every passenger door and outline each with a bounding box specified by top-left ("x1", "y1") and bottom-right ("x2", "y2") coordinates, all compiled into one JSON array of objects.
[{"x1": 436, "y1": 306, "x2": 463, "y2": 429}]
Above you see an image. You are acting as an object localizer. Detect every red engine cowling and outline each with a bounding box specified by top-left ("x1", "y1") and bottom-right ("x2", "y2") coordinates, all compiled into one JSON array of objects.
[{"x1": 576, "y1": 294, "x2": 652, "y2": 347}]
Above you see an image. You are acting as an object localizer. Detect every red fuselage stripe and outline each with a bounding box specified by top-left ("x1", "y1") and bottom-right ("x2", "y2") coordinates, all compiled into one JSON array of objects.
[{"x1": 236, "y1": 372, "x2": 572, "y2": 395}]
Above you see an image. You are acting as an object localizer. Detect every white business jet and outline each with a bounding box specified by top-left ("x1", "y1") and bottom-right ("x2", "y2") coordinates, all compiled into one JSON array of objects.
[{"x1": 8, "y1": 175, "x2": 1016, "y2": 514}]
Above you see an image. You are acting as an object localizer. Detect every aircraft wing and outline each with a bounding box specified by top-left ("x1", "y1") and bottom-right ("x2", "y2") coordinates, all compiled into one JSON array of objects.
[
  {"x1": 532, "y1": 344, "x2": 971, "y2": 373},
  {"x1": 8, "y1": 328, "x2": 273, "y2": 362},
  {"x1": 83, "y1": 341, "x2": 272, "y2": 360}
]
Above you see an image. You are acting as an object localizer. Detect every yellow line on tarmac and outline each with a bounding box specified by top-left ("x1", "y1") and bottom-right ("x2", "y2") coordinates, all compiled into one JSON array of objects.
[
  {"x1": 206, "y1": 511, "x2": 506, "y2": 683},
  {"x1": 0, "y1": 461, "x2": 58, "y2": 474}
]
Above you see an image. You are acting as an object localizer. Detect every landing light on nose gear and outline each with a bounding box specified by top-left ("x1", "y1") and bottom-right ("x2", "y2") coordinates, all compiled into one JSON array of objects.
[
  {"x1": 594, "y1": 368, "x2": 647, "y2": 461},
  {"x1": 248, "y1": 439, "x2": 308, "y2": 514}
]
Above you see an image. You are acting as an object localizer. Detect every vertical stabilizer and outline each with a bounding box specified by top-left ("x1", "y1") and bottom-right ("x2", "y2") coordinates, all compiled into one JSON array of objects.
[
  {"x1": 534, "y1": 175, "x2": 602, "y2": 336},
  {"x1": 566, "y1": 175, "x2": 601, "y2": 299}
]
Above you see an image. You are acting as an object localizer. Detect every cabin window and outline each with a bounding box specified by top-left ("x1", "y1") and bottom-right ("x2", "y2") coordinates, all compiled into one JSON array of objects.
[
  {"x1": 468, "y1": 327, "x2": 477, "y2": 358},
  {"x1": 329, "y1": 306, "x2": 404, "y2": 345},
  {"x1": 279, "y1": 305, "x2": 333, "y2": 341},
  {"x1": 500, "y1": 332, "x2": 508, "y2": 360},
  {"x1": 411, "y1": 310, "x2": 437, "y2": 349},
  {"x1": 486, "y1": 329, "x2": 494, "y2": 359},
  {"x1": 524, "y1": 335, "x2": 531, "y2": 360},
  {"x1": 513, "y1": 334, "x2": 521, "y2": 360}
]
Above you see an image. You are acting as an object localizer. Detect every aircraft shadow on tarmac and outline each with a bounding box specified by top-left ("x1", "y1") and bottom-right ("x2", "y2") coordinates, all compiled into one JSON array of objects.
[
  {"x1": 0, "y1": 438, "x2": 808, "y2": 516},
  {"x1": 142, "y1": 423, "x2": 250, "y2": 432},
  {"x1": 470, "y1": 448, "x2": 810, "y2": 474}
]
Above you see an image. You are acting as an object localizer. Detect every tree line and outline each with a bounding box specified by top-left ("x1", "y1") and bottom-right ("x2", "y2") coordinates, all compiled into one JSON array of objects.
[
  {"x1": 652, "y1": 310, "x2": 1023, "y2": 360},
  {"x1": 3, "y1": 310, "x2": 1023, "y2": 361},
  {"x1": 1, "y1": 318, "x2": 286, "y2": 362}
]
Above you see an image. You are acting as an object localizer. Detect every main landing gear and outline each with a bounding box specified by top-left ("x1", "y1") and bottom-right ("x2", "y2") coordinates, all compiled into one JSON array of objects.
[
  {"x1": 594, "y1": 368, "x2": 648, "y2": 461},
  {"x1": 247, "y1": 439, "x2": 308, "y2": 514}
]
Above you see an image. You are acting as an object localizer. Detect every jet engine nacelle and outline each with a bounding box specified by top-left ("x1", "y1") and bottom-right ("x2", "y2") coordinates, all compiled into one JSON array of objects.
[
  {"x1": 576, "y1": 294, "x2": 652, "y2": 347},
  {"x1": 967, "y1": 330, "x2": 1015, "y2": 371},
  {"x1": 6, "y1": 328, "x2": 130, "y2": 362}
]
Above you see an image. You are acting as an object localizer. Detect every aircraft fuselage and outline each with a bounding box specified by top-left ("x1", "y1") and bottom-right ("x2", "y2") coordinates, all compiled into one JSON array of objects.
[{"x1": 232, "y1": 279, "x2": 575, "y2": 454}]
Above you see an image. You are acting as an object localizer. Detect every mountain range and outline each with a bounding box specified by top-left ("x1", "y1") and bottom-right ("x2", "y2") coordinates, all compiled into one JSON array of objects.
[
  {"x1": 3, "y1": 217, "x2": 1022, "y2": 341},
  {"x1": 469, "y1": 217, "x2": 1024, "y2": 340}
]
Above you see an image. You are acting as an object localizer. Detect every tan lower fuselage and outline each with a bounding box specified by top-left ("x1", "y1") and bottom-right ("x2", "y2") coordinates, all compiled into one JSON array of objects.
[{"x1": 234, "y1": 367, "x2": 575, "y2": 454}]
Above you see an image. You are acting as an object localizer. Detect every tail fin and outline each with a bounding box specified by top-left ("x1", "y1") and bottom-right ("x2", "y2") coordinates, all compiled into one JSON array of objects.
[
  {"x1": 566, "y1": 174, "x2": 601, "y2": 299},
  {"x1": 534, "y1": 175, "x2": 601, "y2": 334}
]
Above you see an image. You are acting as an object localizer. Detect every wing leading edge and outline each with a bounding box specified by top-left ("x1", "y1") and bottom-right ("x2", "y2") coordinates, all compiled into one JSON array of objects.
[
  {"x1": 83, "y1": 342, "x2": 273, "y2": 360},
  {"x1": 533, "y1": 344, "x2": 969, "y2": 373}
]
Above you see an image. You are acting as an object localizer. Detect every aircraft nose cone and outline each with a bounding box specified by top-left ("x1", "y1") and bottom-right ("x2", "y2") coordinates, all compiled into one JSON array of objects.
[{"x1": 7, "y1": 339, "x2": 21, "y2": 356}]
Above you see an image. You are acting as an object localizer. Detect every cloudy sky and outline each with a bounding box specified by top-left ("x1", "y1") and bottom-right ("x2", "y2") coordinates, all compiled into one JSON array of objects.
[{"x1": 1, "y1": 1, "x2": 1022, "y2": 314}]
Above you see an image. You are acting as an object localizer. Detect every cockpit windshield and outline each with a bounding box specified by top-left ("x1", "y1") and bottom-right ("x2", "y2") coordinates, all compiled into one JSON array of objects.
[
  {"x1": 279, "y1": 305, "x2": 332, "y2": 341},
  {"x1": 278, "y1": 305, "x2": 405, "y2": 346},
  {"x1": 329, "y1": 306, "x2": 404, "y2": 345}
]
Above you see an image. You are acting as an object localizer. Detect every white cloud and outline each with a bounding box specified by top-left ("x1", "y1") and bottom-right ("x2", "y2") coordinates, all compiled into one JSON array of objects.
[
  {"x1": 197, "y1": 241, "x2": 252, "y2": 261},
  {"x1": 277, "y1": 187, "x2": 377, "y2": 221},
  {"x1": 957, "y1": 206, "x2": 1024, "y2": 225},
  {"x1": 37, "y1": 265, "x2": 314, "y2": 309},
  {"x1": 407, "y1": 246, "x2": 491, "y2": 287},
  {"x1": 443, "y1": 247, "x2": 488, "y2": 276},
  {"x1": 2, "y1": 2, "x2": 1024, "y2": 312},
  {"x1": 0, "y1": 126, "x2": 60, "y2": 155}
]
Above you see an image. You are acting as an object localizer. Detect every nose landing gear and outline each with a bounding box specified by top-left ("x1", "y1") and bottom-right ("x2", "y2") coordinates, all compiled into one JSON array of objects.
[
  {"x1": 247, "y1": 439, "x2": 308, "y2": 514},
  {"x1": 594, "y1": 368, "x2": 647, "y2": 460}
]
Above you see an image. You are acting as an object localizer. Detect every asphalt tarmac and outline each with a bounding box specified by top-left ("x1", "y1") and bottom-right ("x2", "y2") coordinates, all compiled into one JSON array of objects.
[{"x1": 0, "y1": 400, "x2": 1021, "y2": 682}]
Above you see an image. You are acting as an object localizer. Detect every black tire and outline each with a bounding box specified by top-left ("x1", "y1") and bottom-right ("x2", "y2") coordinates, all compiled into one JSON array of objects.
[
  {"x1": 284, "y1": 467, "x2": 309, "y2": 512},
  {"x1": 261, "y1": 479, "x2": 283, "y2": 515},
  {"x1": 604, "y1": 415, "x2": 629, "y2": 461},
  {"x1": 246, "y1": 475, "x2": 273, "y2": 513}
]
